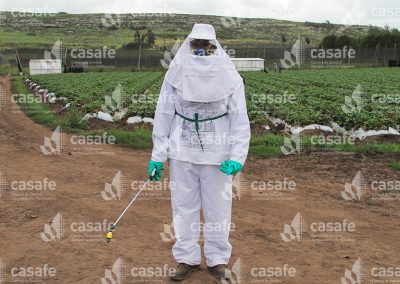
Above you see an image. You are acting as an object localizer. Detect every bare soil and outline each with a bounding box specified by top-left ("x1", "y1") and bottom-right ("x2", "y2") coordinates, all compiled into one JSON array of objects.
[{"x1": 1, "y1": 75, "x2": 400, "y2": 283}]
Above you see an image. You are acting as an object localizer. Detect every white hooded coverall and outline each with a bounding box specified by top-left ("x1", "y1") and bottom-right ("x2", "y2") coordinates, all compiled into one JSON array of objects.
[{"x1": 151, "y1": 24, "x2": 251, "y2": 267}]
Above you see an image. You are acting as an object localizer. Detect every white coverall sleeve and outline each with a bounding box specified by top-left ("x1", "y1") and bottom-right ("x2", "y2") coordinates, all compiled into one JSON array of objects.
[
  {"x1": 228, "y1": 82, "x2": 251, "y2": 166},
  {"x1": 151, "y1": 81, "x2": 176, "y2": 163}
]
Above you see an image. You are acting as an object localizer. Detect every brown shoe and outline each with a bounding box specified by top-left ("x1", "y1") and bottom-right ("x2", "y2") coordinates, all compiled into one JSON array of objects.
[
  {"x1": 170, "y1": 263, "x2": 200, "y2": 281},
  {"x1": 208, "y1": 264, "x2": 230, "y2": 279}
]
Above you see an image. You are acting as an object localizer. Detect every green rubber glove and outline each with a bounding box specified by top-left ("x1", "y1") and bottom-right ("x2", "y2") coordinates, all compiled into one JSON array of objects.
[
  {"x1": 220, "y1": 160, "x2": 243, "y2": 175},
  {"x1": 148, "y1": 160, "x2": 164, "y2": 181}
]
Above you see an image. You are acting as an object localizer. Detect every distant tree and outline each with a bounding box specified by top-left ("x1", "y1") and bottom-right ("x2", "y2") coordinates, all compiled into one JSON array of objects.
[
  {"x1": 362, "y1": 33, "x2": 378, "y2": 47},
  {"x1": 361, "y1": 27, "x2": 400, "y2": 47},
  {"x1": 305, "y1": 37, "x2": 311, "y2": 44},
  {"x1": 107, "y1": 25, "x2": 119, "y2": 31},
  {"x1": 146, "y1": 29, "x2": 156, "y2": 48},
  {"x1": 336, "y1": 35, "x2": 352, "y2": 48},
  {"x1": 134, "y1": 29, "x2": 141, "y2": 46},
  {"x1": 305, "y1": 21, "x2": 334, "y2": 31},
  {"x1": 281, "y1": 35, "x2": 287, "y2": 43},
  {"x1": 320, "y1": 34, "x2": 337, "y2": 48},
  {"x1": 120, "y1": 28, "x2": 147, "y2": 49},
  {"x1": 368, "y1": 25, "x2": 381, "y2": 34},
  {"x1": 324, "y1": 20, "x2": 333, "y2": 30}
]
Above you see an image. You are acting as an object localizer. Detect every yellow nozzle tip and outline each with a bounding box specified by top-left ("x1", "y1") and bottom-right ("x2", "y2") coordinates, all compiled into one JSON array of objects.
[{"x1": 106, "y1": 232, "x2": 113, "y2": 239}]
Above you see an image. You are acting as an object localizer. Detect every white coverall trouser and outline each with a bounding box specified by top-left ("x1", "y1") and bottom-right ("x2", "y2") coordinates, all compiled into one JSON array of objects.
[{"x1": 169, "y1": 158, "x2": 233, "y2": 267}]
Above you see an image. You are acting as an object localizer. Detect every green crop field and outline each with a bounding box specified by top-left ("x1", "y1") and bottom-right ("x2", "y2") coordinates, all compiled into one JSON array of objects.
[
  {"x1": 29, "y1": 71, "x2": 165, "y2": 117},
  {"x1": 243, "y1": 68, "x2": 400, "y2": 129},
  {"x1": 28, "y1": 67, "x2": 400, "y2": 130}
]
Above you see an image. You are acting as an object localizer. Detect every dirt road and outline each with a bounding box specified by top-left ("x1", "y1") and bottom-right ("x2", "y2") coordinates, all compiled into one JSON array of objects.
[{"x1": 1, "y1": 75, "x2": 400, "y2": 283}]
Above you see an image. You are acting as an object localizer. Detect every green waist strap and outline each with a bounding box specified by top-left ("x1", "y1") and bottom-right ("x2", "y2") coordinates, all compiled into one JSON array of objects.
[{"x1": 175, "y1": 110, "x2": 228, "y2": 151}]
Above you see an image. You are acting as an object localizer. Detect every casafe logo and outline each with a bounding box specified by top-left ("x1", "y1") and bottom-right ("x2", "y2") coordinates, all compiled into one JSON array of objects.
[
  {"x1": 222, "y1": 172, "x2": 245, "y2": 201},
  {"x1": 160, "y1": 221, "x2": 176, "y2": 243},
  {"x1": 280, "y1": 212, "x2": 306, "y2": 242},
  {"x1": 101, "y1": 13, "x2": 122, "y2": 28},
  {"x1": 280, "y1": 39, "x2": 306, "y2": 69},
  {"x1": 222, "y1": 257, "x2": 244, "y2": 284},
  {"x1": 281, "y1": 212, "x2": 356, "y2": 242},
  {"x1": 221, "y1": 16, "x2": 241, "y2": 28},
  {"x1": 40, "y1": 126, "x2": 64, "y2": 155},
  {"x1": 339, "y1": 0, "x2": 363, "y2": 29},
  {"x1": 341, "y1": 171, "x2": 364, "y2": 201},
  {"x1": 101, "y1": 171, "x2": 126, "y2": 201},
  {"x1": 44, "y1": 39, "x2": 67, "y2": 61},
  {"x1": 0, "y1": 83, "x2": 5, "y2": 111},
  {"x1": 102, "y1": 84, "x2": 124, "y2": 113},
  {"x1": 281, "y1": 134, "x2": 302, "y2": 155},
  {"x1": 0, "y1": 257, "x2": 4, "y2": 284},
  {"x1": 310, "y1": 46, "x2": 356, "y2": 60},
  {"x1": 40, "y1": 212, "x2": 64, "y2": 242},
  {"x1": 342, "y1": 85, "x2": 363, "y2": 114},
  {"x1": 101, "y1": 257, "x2": 124, "y2": 284},
  {"x1": 0, "y1": 258, "x2": 57, "y2": 283},
  {"x1": 0, "y1": 170, "x2": 7, "y2": 199},
  {"x1": 160, "y1": 39, "x2": 182, "y2": 69},
  {"x1": 0, "y1": 12, "x2": 6, "y2": 24},
  {"x1": 341, "y1": 257, "x2": 363, "y2": 284}
]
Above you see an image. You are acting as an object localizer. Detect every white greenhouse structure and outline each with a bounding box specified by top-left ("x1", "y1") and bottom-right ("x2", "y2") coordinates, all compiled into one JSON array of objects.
[
  {"x1": 230, "y1": 58, "x2": 265, "y2": 71},
  {"x1": 29, "y1": 59, "x2": 62, "y2": 75}
]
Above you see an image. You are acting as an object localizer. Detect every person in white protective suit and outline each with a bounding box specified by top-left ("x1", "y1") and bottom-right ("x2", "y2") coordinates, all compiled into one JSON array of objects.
[{"x1": 148, "y1": 23, "x2": 250, "y2": 281}]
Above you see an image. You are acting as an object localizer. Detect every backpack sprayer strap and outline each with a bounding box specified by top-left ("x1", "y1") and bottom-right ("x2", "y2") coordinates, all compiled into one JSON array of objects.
[{"x1": 175, "y1": 110, "x2": 228, "y2": 151}]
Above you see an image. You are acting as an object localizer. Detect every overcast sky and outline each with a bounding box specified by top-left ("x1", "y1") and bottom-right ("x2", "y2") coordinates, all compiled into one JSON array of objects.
[{"x1": 1, "y1": 0, "x2": 399, "y2": 28}]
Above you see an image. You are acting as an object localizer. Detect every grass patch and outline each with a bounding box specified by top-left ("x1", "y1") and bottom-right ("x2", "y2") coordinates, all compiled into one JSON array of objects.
[
  {"x1": 11, "y1": 67, "x2": 29, "y2": 76},
  {"x1": 249, "y1": 134, "x2": 285, "y2": 156},
  {"x1": 86, "y1": 129, "x2": 153, "y2": 149},
  {"x1": 249, "y1": 134, "x2": 400, "y2": 156},
  {"x1": 389, "y1": 161, "x2": 400, "y2": 171},
  {"x1": 12, "y1": 76, "x2": 57, "y2": 128},
  {"x1": 0, "y1": 65, "x2": 10, "y2": 76}
]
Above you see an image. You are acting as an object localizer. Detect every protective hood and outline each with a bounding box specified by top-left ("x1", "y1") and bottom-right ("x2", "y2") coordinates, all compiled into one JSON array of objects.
[
  {"x1": 165, "y1": 24, "x2": 243, "y2": 103},
  {"x1": 188, "y1": 23, "x2": 216, "y2": 40}
]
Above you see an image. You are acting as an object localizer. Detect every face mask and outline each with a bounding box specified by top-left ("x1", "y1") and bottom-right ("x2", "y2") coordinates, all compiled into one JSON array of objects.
[
  {"x1": 193, "y1": 48, "x2": 208, "y2": 56},
  {"x1": 191, "y1": 39, "x2": 217, "y2": 56}
]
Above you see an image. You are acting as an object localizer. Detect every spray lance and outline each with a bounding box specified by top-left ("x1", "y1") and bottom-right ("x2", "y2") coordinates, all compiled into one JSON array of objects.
[{"x1": 106, "y1": 168, "x2": 156, "y2": 242}]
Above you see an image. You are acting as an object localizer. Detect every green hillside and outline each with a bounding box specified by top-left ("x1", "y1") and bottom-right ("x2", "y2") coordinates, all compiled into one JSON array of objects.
[{"x1": 0, "y1": 12, "x2": 374, "y2": 50}]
